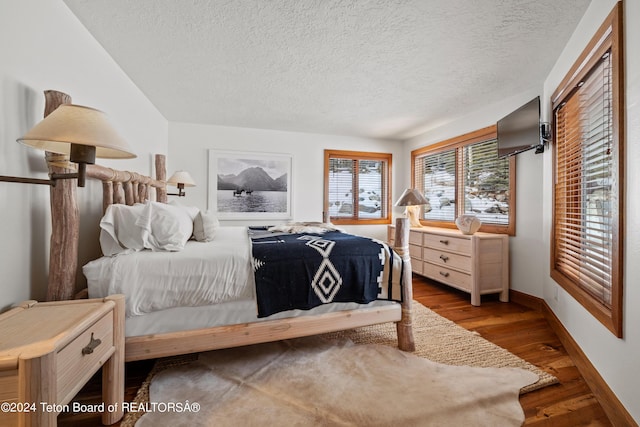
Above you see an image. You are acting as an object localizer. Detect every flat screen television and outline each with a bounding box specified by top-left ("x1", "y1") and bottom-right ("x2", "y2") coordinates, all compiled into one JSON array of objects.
[{"x1": 497, "y1": 96, "x2": 542, "y2": 158}]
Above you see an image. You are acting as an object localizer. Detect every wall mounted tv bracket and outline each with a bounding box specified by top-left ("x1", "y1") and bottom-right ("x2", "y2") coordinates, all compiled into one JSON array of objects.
[{"x1": 536, "y1": 122, "x2": 551, "y2": 154}]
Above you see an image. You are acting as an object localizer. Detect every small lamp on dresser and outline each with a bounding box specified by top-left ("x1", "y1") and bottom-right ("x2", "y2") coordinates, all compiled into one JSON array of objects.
[{"x1": 394, "y1": 188, "x2": 429, "y2": 228}]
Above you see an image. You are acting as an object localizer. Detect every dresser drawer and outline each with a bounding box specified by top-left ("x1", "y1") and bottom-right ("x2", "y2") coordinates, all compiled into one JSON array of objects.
[
  {"x1": 411, "y1": 257, "x2": 423, "y2": 275},
  {"x1": 423, "y1": 233, "x2": 471, "y2": 255},
  {"x1": 423, "y1": 248, "x2": 471, "y2": 273},
  {"x1": 409, "y1": 244, "x2": 422, "y2": 260},
  {"x1": 423, "y1": 262, "x2": 471, "y2": 291},
  {"x1": 57, "y1": 311, "x2": 114, "y2": 404},
  {"x1": 409, "y1": 230, "x2": 423, "y2": 246}
]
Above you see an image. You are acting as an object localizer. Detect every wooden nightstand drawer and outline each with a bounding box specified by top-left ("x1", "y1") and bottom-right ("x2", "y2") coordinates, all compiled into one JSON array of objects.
[
  {"x1": 423, "y1": 248, "x2": 471, "y2": 273},
  {"x1": 57, "y1": 311, "x2": 115, "y2": 404},
  {"x1": 423, "y1": 233, "x2": 471, "y2": 255}
]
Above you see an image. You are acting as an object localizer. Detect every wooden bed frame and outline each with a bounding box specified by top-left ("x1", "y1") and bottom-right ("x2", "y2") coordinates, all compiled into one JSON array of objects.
[{"x1": 44, "y1": 92, "x2": 415, "y2": 362}]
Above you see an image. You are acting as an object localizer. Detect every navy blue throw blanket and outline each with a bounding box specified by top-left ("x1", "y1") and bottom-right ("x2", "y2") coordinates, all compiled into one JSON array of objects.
[{"x1": 249, "y1": 227, "x2": 398, "y2": 318}]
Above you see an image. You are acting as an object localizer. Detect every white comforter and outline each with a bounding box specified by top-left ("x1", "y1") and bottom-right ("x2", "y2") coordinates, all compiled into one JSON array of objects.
[{"x1": 84, "y1": 226, "x2": 254, "y2": 317}]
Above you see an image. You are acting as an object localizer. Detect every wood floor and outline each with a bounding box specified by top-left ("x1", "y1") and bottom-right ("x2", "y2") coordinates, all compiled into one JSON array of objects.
[
  {"x1": 412, "y1": 275, "x2": 612, "y2": 427},
  {"x1": 59, "y1": 275, "x2": 612, "y2": 426}
]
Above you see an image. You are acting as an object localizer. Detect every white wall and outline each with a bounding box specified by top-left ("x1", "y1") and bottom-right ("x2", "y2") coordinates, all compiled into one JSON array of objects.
[
  {"x1": 542, "y1": 0, "x2": 640, "y2": 421},
  {"x1": 0, "y1": 0, "x2": 168, "y2": 310},
  {"x1": 168, "y1": 122, "x2": 404, "y2": 241},
  {"x1": 402, "y1": 87, "x2": 547, "y2": 298}
]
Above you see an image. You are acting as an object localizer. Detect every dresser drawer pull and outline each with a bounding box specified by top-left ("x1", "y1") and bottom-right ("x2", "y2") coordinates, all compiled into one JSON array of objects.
[
  {"x1": 439, "y1": 239, "x2": 449, "y2": 245},
  {"x1": 82, "y1": 333, "x2": 102, "y2": 355},
  {"x1": 439, "y1": 254, "x2": 449, "y2": 262},
  {"x1": 439, "y1": 271, "x2": 450, "y2": 278}
]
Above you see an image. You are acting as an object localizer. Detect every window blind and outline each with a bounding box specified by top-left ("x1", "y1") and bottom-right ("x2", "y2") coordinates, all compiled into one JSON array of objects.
[
  {"x1": 325, "y1": 151, "x2": 391, "y2": 224},
  {"x1": 553, "y1": 51, "x2": 613, "y2": 307},
  {"x1": 412, "y1": 137, "x2": 511, "y2": 229},
  {"x1": 462, "y1": 139, "x2": 510, "y2": 225},
  {"x1": 357, "y1": 159, "x2": 388, "y2": 219},
  {"x1": 327, "y1": 158, "x2": 356, "y2": 218},
  {"x1": 413, "y1": 149, "x2": 456, "y2": 222}
]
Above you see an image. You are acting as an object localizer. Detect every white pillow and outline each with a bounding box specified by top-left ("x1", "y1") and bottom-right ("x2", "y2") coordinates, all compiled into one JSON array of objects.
[
  {"x1": 99, "y1": 203, "x2": 149, "y2": 256},
  {"x1": 193, "y1": 210, "x2": 220, "y2": 242},
  {"x1": 168, "y1": 200, "x2": 200, "y2": 221},
  {"x1": 138, "y1": 202, "x2": 193, "y2": 251}
]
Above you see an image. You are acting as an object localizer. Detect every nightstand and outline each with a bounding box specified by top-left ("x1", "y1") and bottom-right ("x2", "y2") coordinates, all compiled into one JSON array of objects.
[{"x1": 0, "y1": 295, "x2": 124, "y2": 426}]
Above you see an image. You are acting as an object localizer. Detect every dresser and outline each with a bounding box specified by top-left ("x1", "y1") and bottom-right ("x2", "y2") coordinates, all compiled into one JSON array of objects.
[
  {"x1": 0, "y1": 295, "x2": 124, "y2": 426},
  {"x1": 389, "y1": 225, "x2": 509, "y2": 306}
]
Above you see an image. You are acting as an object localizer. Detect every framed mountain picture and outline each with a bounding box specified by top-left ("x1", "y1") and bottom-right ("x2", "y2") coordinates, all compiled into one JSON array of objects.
[{"x1": 208, "y1": 150, "x2": 292, "y2": 220}]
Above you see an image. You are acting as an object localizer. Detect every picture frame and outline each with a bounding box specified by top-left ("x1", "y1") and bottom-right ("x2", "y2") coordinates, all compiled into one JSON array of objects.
[{"x1": 208, "y1": 150, "x2": 293, "y2": 220}]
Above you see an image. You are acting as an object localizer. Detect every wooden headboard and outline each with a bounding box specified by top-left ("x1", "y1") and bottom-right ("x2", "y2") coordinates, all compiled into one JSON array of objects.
[
  {"x1": 44, "y1": 90, "x2": 167, "y2": 301},
  {"x1": 47, "y1": 155, "x2": 167, "y2": 301},
  {"x1": 86, "y1": 155, "x2": 167, "y2": 211}
]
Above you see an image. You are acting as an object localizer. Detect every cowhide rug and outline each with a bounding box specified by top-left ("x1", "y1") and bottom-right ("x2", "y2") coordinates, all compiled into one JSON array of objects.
[{"x1": 135, "y1": 337, "x2": 537, "y2": 426}]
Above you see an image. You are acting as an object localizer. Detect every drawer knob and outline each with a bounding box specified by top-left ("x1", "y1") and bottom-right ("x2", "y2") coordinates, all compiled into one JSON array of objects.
[
  {"x1": 439, "y1": 271, "x2": 450, "y2": 278},
  {"x1": 439, "y1": 239, "x2": 449, "y2": 245},
  {"x1": 439, "y1": 254, "x2": 449, "y2": 262},
  {"x1": 82, "y1": 333, "x2": 102, "y2": 355}
]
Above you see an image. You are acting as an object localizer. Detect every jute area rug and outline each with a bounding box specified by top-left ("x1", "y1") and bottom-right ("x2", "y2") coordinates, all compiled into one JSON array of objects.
[{"x1": 122, "y1": 301, "x2": 558, "y2": 426}]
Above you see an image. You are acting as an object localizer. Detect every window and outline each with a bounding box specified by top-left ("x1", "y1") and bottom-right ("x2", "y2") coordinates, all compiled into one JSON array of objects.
[
  {"x1": 551, "y1": 3, "x2": 624, "y2": 337},
  {"x1": 411, "y1": 126, "x2": 515, "y2": 235},
  {"x1": 324, "y1": 150, "x2": 392, "y2": 225}
]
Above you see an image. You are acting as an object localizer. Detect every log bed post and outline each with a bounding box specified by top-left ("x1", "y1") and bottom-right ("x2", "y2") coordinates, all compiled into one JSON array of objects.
[
  {"x1": 394, "y1": 217, "x2": 415, "y2": 352},
  {"x1": 155, "y1": 154, "x2": 168, "y2": 203},
  {"x1": 44, "y1": 90, "x2": 78, "y2": 301}
]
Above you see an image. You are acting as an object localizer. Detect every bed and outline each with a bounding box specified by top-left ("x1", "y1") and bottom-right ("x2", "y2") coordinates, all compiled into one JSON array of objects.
[{"x1": 48, "y1": 153, "x2": 415, "y2": 362}]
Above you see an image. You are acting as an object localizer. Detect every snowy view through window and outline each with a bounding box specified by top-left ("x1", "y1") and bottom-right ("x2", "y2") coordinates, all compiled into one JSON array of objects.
[
  {"x1": 417, "y1": 140, "x2": 510, "y2": 226},
  {"x1": 328, "y1": 158, "x2": 386, "y2": 219}
]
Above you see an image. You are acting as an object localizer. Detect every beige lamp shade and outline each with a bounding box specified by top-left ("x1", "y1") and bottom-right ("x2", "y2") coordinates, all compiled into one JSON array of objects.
[
  {"x1": 394, "y1": 188, "x2": 428, "y2": 206},
  {"x1": 395, "y1": 188, "x2": 428, "y2": 228},
  {"x1": 167, "y1": 171, "x2": 196, "y2": 187},
  {"x1": 17, "y1": 104, "x2": 136, "y2": 159}
]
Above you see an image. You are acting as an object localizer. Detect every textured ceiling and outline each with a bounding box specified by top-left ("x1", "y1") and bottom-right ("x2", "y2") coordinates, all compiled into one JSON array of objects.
[{"x1": 63, "y1": 0, "x2": 591, "y2": 140}]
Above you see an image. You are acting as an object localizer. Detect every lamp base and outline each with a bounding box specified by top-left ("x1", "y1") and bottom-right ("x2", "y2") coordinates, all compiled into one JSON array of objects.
[{"x1": 404, "y1": 205, "x2": 423, "y2": 227}]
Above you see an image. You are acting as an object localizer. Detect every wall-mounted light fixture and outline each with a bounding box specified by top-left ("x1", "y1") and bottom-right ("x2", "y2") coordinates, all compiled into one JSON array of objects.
[
  {"x1": 0, "y1": 104, "x2": 136, "y2": 187},
  {"x1": 167, "y1": 170, "x2": 196, "y2": 197},
  {"x1": 395, "y1": 188, "x2": 429, "y2": 228}
]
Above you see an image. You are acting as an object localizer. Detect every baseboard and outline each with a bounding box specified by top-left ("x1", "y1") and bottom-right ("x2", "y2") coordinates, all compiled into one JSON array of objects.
[
  {"x1": 510, "y1": 290, "x2": 637, "y2": 427},
  {"x1": 509, "y1": 289, "x2": 545, "y2": 311}
]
